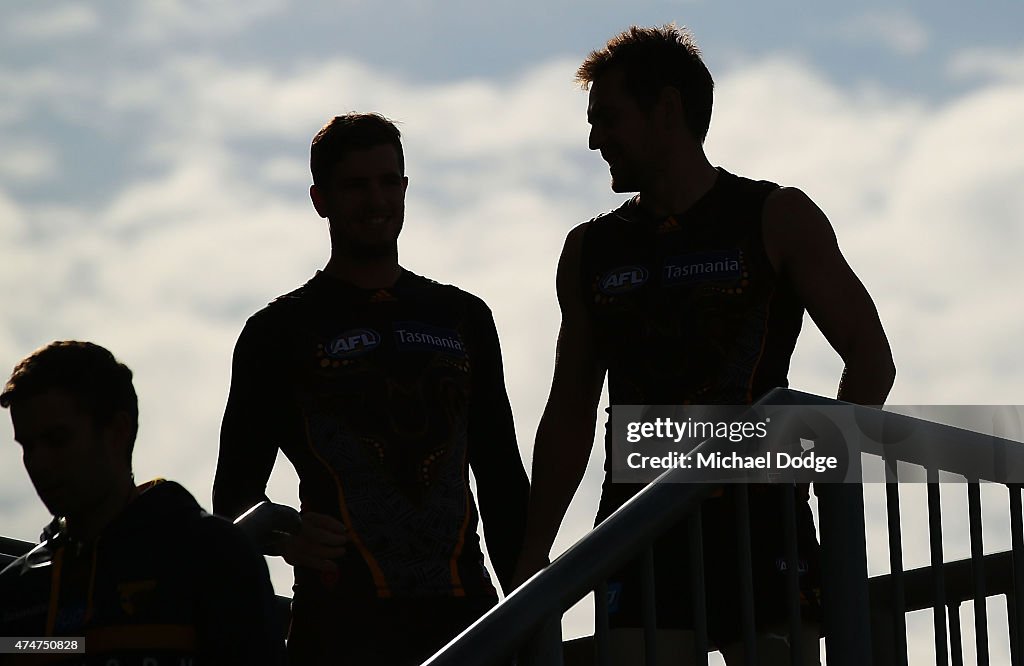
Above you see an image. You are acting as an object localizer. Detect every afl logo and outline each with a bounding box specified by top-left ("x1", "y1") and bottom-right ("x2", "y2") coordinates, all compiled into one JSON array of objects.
[
  {"x1": 326, "y1": 329, "x2": 381, "y2": 358},
  {"x1": 599, "y1": 266, "x2": 649, "y2": 295}
]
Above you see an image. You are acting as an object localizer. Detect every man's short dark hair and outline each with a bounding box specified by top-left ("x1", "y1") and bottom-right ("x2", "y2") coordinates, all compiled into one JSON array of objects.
[
  {"x1": 577, "y1": 24, "x2": 714, "y2": 143},
  {"x1": 1, "y1": 341, "x2": 140, "y2": 457},
  {"x1": 310, "y1": 112, "x2": 405, "y2": 187}
]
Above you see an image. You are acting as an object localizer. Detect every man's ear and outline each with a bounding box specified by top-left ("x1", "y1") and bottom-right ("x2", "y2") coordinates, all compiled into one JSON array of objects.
[
  {"x1": 104, "y1": 411, "x2": 134, "y2": 470},
  {"x1": 656, "y1": 85, "x2": 685, "y2": 131},
  {"x1": 310, "y1": 184, "x2": 329, "y2": 219}
]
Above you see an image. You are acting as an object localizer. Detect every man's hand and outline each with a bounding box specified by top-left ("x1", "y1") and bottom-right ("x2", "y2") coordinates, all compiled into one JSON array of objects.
[
  {"x1": 510, "y1": 548, "x2": 550, "y2": 591},
  {"x1": 233, "y1": 501, "x2": 302, "y2": 554},
  {"x1": 281, "y1": 512, "x2": 349, "y2": 573}
]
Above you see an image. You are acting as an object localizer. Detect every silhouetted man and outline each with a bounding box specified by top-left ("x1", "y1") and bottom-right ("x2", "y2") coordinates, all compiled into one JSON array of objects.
[
  {"x1": 515, "y1": 25, "x2": 896, "y2": 665},
  {"x1": 214, "y1": 113, "x2": 529, "y2": 665},
  {"x1": 0, "y1": 340, "x2": 281, "y2": 664}
]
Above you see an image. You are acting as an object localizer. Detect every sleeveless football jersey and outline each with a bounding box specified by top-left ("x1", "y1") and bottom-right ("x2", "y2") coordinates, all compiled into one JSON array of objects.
[{"x1": 584, "y1": 168, "x2": 804, "y2": 519}]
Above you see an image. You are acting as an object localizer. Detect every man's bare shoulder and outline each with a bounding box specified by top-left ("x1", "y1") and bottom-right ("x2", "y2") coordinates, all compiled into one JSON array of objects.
[
  {"x1": 762, "y1": 186, "x2": 839, "y2": 270},
  {"x1": 562, "y1": 198, "x2": 638, "y2": 254},
  {"x1": 763, "y1": 186, "x2": 832, "y2": 229}
]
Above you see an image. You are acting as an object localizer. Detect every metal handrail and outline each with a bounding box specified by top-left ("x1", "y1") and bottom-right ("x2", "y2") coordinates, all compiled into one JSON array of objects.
[
  {"x1": 423, "y1": 389, "x2": 1024, "y2": 665},
  {"x1": 0, "y1": 535, "x2": 34, "y2": 570},
  {"x1": 426, "y1": 474, "x2": 719, "y2": 665}
]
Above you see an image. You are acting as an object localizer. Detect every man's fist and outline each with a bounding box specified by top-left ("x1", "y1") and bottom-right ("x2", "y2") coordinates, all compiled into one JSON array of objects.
[{"x1": 280, "y1": 511, "x2": 349, "y2": 574}]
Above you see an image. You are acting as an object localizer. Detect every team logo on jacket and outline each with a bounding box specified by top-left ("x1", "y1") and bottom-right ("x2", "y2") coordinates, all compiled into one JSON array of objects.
[
  {"x1": 326, "y1": 329, "x2": 381, "y2": 358},
  {"x1": 394, "y1": 321, "x2": 466, "y2": 357},
  {"x1": 118, "y1": 580, "x2": 157, "y2": 615},
  {"x1": 663, "y1": 250, "x2": 742, "y2": 285},
  {"x1": 599, "y1": 265, "x2": 649, "y2": 295}
]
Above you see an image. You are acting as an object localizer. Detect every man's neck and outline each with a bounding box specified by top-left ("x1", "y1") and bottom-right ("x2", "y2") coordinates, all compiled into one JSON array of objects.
[
  {"x1": 65, "y1": 478, "x2": 138, "y2": 542},
  {"x1": 637, "y1": 152, "x2": 718, "y2": 218},
  {"x1": 323, "y1": 256, "x2": 402, "y2": 289}
]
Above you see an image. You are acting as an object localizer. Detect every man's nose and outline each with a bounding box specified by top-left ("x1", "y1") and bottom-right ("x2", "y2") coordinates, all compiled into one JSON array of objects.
[
  {"x1": 368, "y1": 181, "x2": 389, "y2": 209},
  {"x1": 588, "y1": 125, "x2": 602, "y2": 151}
]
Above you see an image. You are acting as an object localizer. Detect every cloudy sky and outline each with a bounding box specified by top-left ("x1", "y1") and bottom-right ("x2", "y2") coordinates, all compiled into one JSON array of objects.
[{"x1": 2, "y1": 1, "x2": 1023, "y2": 662}]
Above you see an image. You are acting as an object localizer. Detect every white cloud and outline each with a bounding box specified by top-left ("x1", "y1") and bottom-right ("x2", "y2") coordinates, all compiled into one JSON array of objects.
[
  {"x1": 5, "y1": 4, "x2": 99, "y2": 41},
  {"x1": 123, "y1": 0, "x2": 288, "y2": 44},
  {"x1": 0, "y1": 142, "x2": 59, "y2": 183},
  {"x1": 950, "y1": 47, "x2": 1024, "y2": 84},
  {"x1": 260, "y1": 157, "x2": 308, "y2": 186},
  {"x1": 836, "y1": 10, "x2": 930, "y2": 55},
  {"x1": 0, "y1": 66, "x2": 98, "y2": 128},
  {"x1": 0, "y1": 190, "x2": 25, "y2": 241}
]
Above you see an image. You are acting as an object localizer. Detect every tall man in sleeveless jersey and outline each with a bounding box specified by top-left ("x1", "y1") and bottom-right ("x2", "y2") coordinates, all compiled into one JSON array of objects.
[{"x1": 514, "y1": 25, "x2": 895, "y2": 666}]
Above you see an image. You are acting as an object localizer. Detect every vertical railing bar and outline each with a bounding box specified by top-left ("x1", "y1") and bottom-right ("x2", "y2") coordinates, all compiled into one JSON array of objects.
[
  {"x1": 517, "y1": 614, "x2": 564, "y2": 666},
  {"x1": 996, "y1": 408, "x2": 1024, "y2": 666},
  {"x1": 688, "y1": 510, "x2": 709, "y2": 665},
  {"x1": 1010, "y1": 484, "x2": 1024, "y2": 664},
  {"x1": 1007, "y1": 594, "x2": 1019, "y2": 666},
  {"x1": 735, "y1": 485, "x2": 757, "y2": 666},
  {"x1": 641, "y1": 545, "x2": 658, "y2": 666},
  {"x1": 884, "y1": 459, "x2": 908, "y2": 665},
  {"x1": 595, "y1": 581, "x2": 610, "y2": 666},
  {"x1": 928, "y1": 469, "x2": 949, "y2": 666},
  {"x1": 781, "y1": 483, "x2": 803, "y2": 666},
  {"x1": 968, "y1": 480, "x2": 989, "y2": 666},
  {"x1": 948, "y1": 603, "x2": 964, "y2": 666},
  {"x1": 817, "y1": 470, "x2": 872, "y2": 663}
]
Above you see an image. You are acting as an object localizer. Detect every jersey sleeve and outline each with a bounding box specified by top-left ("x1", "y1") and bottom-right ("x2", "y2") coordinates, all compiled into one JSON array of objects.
[
  {"x1": 213, "y1": 314, "x2": 286, "y2": 521},
  {"x1": 465, "y1": 297, "x2": 529, "y2": 595},
  {"x1": 194, "y1": 516, "x2": 286, "y2": 664}
]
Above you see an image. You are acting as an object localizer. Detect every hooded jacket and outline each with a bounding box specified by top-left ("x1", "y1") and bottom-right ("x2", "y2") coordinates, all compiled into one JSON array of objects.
[{"x1": 0, "y1": 479, "x2": 282, "y2": 665}]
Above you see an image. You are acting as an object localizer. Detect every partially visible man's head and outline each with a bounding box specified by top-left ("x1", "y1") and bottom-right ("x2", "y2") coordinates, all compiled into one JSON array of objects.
[
  {"x1": 2, "y1": 341, "x2": 139, "y2": 518},
  {"x1": 577, "y1": 24, "x2": 714, "y2": 144},
  {"x1": 310, "y1": 112, "x2": 405, "y2": 188}
]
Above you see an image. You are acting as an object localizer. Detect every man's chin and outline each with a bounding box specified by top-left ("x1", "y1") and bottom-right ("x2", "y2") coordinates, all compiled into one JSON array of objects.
[
  {"x1": 38, "y1": 495, "x2": 70, "y2": 518},
  {"x1": 609, "y1": 178, "x2": 639, "y2": 194},
  {"x1": 349, "y1": 242, "x2": 399, "y2": 261}
]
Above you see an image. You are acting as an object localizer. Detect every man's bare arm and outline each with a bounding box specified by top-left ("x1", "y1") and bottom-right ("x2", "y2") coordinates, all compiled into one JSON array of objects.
[
  {"x1": 512, "y1": 223, "x2": 607, "y2": 587},
  {"x1": 763, "y1": 187, "x2": 896, "y2": 405}
]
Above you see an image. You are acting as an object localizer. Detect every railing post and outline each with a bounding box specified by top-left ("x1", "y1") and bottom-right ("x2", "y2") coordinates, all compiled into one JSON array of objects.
[
  {"x1": 967, "y1": 480, "x2": 990, "y2": 666},
  {"x1": 949, "y1": 603, "x2": 965, "y2": 666},
  {"x1": 927, "y1": 472, "x2": 949, "y2": 666},
  {"x1": 817, "y1": 483, "x2": 873, "y2": 666},
  {"x1": 518, "y1": 614, "x2": 564, "y2": 666}
]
